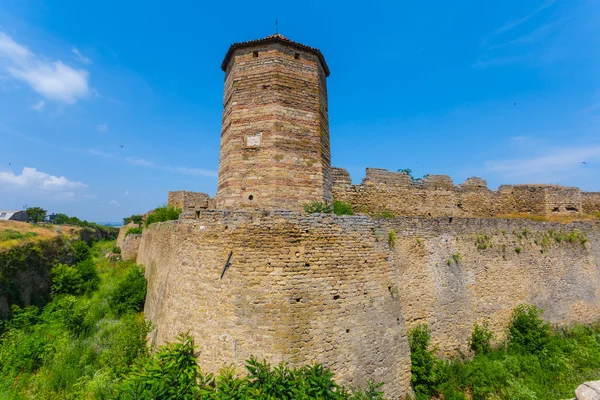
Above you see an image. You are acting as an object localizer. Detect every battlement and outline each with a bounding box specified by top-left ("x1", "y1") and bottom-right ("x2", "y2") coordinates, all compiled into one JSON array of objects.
[
  {"x1": 332, "y1": 167, "x2": 600, "y2": 217},
  {"x1": 168, "y1": 191, "x2": 213, "y2": 211}
]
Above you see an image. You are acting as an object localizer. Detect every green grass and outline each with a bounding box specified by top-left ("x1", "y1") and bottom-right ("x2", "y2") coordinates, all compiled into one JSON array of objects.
[
  {"x1": 125, "y1": 226, "x2": 143, "y2": 237},
  {"x1": 409, "y1": 305, "x2": 600, "y2": 400},
  {"x1": 0, "y1": 229, "x2": 37, "y2": 242},
  {"x1": 145, "y1": 205, "x2": 182, "y2": 226}
]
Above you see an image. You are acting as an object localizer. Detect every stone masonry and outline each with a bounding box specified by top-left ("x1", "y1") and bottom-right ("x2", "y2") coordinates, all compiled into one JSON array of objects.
[{"x1": 215, "y1": 34, "x2": 332, "y2": 211}]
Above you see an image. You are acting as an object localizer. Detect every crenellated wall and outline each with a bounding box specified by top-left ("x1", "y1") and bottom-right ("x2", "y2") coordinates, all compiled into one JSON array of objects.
[
  {"x1": 332, "y1": 167, "x2": 595, "y2": 218},
  {"x1": 137, "y1": 210, "x2": 600, "y2": 397},
  {"x1": 168, "y1": 191, "x2": 213, "y2": 211}
]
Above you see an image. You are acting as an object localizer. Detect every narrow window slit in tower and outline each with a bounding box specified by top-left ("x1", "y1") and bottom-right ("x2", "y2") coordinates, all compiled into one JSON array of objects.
[
  {"x1": 294, "y1": 52, "x2": 300, "y2": 60},
  {"x1": 253, "y1": 51, "x2": 259, "y2": 58}
]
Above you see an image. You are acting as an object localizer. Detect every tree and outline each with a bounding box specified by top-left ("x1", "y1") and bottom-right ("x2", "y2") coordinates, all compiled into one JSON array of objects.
[{"x1": 26, "y1": 207, "x2": 46, "y2": 223}]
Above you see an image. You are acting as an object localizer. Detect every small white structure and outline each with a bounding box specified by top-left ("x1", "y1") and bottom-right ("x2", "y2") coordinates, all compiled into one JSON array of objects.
[{"x1": 0, "y1": 210, "x2": 28, "y2": 222}]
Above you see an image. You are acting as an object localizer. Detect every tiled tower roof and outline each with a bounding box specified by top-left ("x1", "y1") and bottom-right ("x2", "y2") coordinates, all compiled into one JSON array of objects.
[{"x1": 221, "y1": 33, "x2": 330, "y2": 76}]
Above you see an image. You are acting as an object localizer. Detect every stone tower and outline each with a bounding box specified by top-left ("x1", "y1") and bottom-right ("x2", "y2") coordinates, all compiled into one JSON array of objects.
[{"x1": 215, "y1": 34, "x2": 331, "y2": 210}]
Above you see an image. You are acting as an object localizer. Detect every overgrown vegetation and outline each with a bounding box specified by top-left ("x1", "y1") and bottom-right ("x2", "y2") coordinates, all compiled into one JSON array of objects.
[
  {"x1": 447, "y1": 252, "x2": 462, "y2": 266},
  {"x1": 388, "y1": 229, "x2": 397, "y2": 248},
  {"x1": 123, "y1": 214, "x2": 143, "y2": 225},
  {"x1": 475, "y1": 233, "x2": 492, "y2": 250},
  {"x1": 125, "y1": 226, "x2": 143, "y2": 237},
  {"x1": 398, "y1": 168, "x2": 429, "y2": 182},
  {"x1": 0, "y1": 240, "x2": 384, "y2": 399},
  {"x1": 145, "y1": 205, "x2": 182, "y2": 226},
  {"x1": 408, "y1": 305, "x2": 600, "y2": 399},
  {"x1": 333, "y1": 200, "x2": 354, "y2": 216},
  {"x1": 53, "y1": 212, "x2": 117, "y2": 235},
  {"x1": 0, "y1": 229, "x2": 37, "y2": 242},
  {"x1": 25, "y1": 207, "x2": 46, "y2": 223},
  {"x1": 303, "y1": 201, "x2": 334, "y2": 214}
]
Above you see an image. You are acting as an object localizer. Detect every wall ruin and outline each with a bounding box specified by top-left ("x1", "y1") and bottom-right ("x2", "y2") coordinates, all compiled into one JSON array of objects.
[
  {"x1": 168, "y1": 191, "x2": 212, "y2": 211},
  {"x1": 332, "y1": 167, "x2": 595, "y2": 218}
]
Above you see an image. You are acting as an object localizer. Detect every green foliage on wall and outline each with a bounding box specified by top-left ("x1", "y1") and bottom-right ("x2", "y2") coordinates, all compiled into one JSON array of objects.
[
  {"x1": 303, "y1": 201, "x2": 333, "y2": 214},
  {"x1": 408, "y1": 305, "x2": 600, "y2": 399},
  {"x1": 145, "y1": 205, "x2": 182, "y2": 226},
  {"x1": 333, "y1": 200, "x2": 354, "y2": 216},
  {"x1": 125, "y1": 226, "x2": 143, "y2": 237}
]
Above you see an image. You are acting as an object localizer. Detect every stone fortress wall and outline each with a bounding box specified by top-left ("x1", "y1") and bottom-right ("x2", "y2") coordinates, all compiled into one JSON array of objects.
[
  {"x1": 332, "y1": 167, "x2": 600, "y2": 218},
  {"x1": 136, "y1": 211, "x2": 600, "y2": 397}
]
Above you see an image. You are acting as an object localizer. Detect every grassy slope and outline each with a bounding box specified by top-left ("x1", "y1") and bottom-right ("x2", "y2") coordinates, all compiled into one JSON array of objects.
[{"x1": 0, "y1": 221, "x2": 80, "y2": 251}]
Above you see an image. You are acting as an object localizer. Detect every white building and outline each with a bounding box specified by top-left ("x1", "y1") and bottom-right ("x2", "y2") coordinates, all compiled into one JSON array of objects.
[{"x1": 0, "y1": 210, "x2": 28, "y2": 222}]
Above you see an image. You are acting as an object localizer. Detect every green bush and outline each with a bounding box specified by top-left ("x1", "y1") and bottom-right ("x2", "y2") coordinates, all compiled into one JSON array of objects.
[
  {"x1": 388, "y1": 230, "x2": 397, "y2": 248},
  {"x1": 108, "y1": 266, "x2": 147, "y2": 316},
  {"x1": 408, "y1": 324, "x2": 439, "y2": 398},
  {"x1": 72, "y1": 240, "x2": 91, "y2": 263},
  {"x1": 333, "y1": 200, "x2": 354, "y2": 216},
  {"x1": 75, "y1": 259, "x2": 99, "y2": 293},
  {"x1": 145, "y1": 205, "x2": 182, "y2": 226},
  {"x1": 303, "y1": 201, "x2": 333, "y2": 214},
  {"x1": 123, "y1": 214, "x2": 144, "y2": 225},
  {"x1": 125, "y1": 226, "x2": 143, "y2": 237},
  {"x1": 51, "y1": 264, "x2": 84, "y2": 296},
  {"x1": 115, "y1": 334, "x2": 384, "y2": 399},
  {"x1": 470, "y1": 322, "x2": 493, "y2": 355},
  {"x1": 507, "y1": 304, "x2": 552, "y2": 353}
]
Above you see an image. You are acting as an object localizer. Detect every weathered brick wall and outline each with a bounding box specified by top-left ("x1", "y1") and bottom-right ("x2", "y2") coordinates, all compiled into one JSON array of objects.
[
  {"x1": 137, "y1": 211, "x2": 411, "y2": 398},
  {"x1": 116, "y1": 223, "x2": 136, "y2": 249},
  {"x1": 583, "y1": 192, "x2": 600, "y2": 214},
  {"x1": 137, "y1": 211, "x2": 600, "y2": 397},
  {"x1": 168, "y1": 191, "x2": 210, "y2": 211},
  {"x1": 381, "y1": 217, "x2": 600, "y2": 354},
  {"x1": 215, "y1": 36, "x2": 331, "y2": 211},
  {"x1": 333, "y1": 167, "x2": 591, "y2": 218},
  {"x1": 121, "y1": 233, "x2": 141, "y2": 261}
]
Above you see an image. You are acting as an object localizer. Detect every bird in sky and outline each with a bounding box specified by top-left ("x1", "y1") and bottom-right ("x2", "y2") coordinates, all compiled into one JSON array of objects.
[
  {"x1": 514, "y1": 103, "x2": 516, "y2": 106},
  {"x1": 119, "y1": 145, "x2": 124, "y2": 148},
  {"x1": 583, "y1": 161, "x2": 587, "y2": 164}
]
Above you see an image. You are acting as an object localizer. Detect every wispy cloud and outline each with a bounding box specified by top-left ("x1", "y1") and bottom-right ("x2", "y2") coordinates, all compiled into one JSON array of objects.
[
  {"x1": 71, "y1": 48, "x2": 92, "y2": 65},
  {"x1": 0, "y1": 32, "x2": 90, "y2": 104},
  {"x1": 109, "y1": 200, "x2": 120, "y2": 206},
  {"x1": 494, "y1": 0, "x2": 557, "y2": 35},
  {"x1": 96, "y1": 123, "x2": 108, "y2": 133},
  {"x1": 31, "y1": 100, "x2": 45, "y2": 111},
  {"x1": 126, "y1": 157, "x2": 154, "y2": 167},
  {"x1": 163, "y1": 166, "x2": 217, "y2": 177},
  {"x1": 485, "y1": 145, "x2": 600, "y2": 177}
]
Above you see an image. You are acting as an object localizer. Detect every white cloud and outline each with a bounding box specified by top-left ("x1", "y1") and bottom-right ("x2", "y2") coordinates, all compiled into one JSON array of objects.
[
  {"x1": 109, "y1": 200, "x2": 120, "y2": 206},
  {"x1": 96, "y1": 123, "x2": 108, "y2": 133},
  {"x1": 126, "y1": 157, "x2": 154, "y2": 167},
  {"x1": 485, "y1": 145, "x2": 600, "y2": 176},
  {"x1": 164, "y1": 166, "x2": 217, "y2": 177},
  {"x1": 494, "y1": 0, "x2": 557, "y2": 35},
  {"x1": 0, "y1": 32, "x2": 90, "y2": 104},
  {"x1": 31, "y1": 100, "x2": 45, "y2": 111},
  {"x1": 71, "y1": 48, "x2": 92, "y2": 65},
  {"x1": 0, "y1": 167, "x2": 87, "y2": 191}
]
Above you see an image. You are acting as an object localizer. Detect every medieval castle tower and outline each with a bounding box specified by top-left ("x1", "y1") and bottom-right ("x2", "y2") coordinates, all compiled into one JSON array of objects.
[{"x1": 215, "y1": 34, "x2": 332, "y2": 210}]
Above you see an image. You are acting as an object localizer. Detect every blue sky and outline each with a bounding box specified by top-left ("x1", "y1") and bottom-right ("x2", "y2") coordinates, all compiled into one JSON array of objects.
[{"x1": 1, "y1": 0, "x2": 599, "y2": 222}]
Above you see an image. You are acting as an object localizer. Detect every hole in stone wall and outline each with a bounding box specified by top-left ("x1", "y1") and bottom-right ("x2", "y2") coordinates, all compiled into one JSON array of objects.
[
  {"x1": 253, "y1": 50, "x2": 258, "y2": 57},
  {"x1": 552, "y1": 207, "x2": 560, "y2": 212},
  {"x1": 449, "y1": 217, "x2": 453, "y2": 223},
  {"x1": 295, "y1": 52, "x2": 300, "y2": 59},
  {"x1": 345, "y1": 328, "x2": 350, "y2": 333},
  {"x1": 195, "y1": 210, "x2": 200, "y2": 218},
  {"x1": 397, "y1": 318, "x2": 401, "y2": 324},
  {"x1": 295, "y1": 297, "x2": 302, "y2": 303},
  {"x1": 333, "y1": 294, "x2": 340, "y2": 300},
  {"x1": 566, "y1": 206, "x2": 578, "y2": 212},
  {"x1": 295, "y1": 251, "x2": 301, "y2": 258},
  {"x1": 248, "y1": 195, "x2": 254, "y2": 201},
  {"x1": 304, "y1": 262, "x2": 310, "y2": 267},
  {"x1": 224, "y1": 225, "x2": 228, "y2": 230}
]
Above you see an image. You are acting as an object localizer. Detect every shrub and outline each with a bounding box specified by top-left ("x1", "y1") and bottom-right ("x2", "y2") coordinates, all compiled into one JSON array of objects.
[
  {"x1": 26, "y1": 207, "x2": 46, "y2": 223},
  {"x1": 388, "y1": 230, "x2": 397, "y2": 248},
  {"x1": 507, "y1": 304, "x2": 552, "y2": 353},
  {"x1": 303, "y1": 201, "x2": 333, "y2": 214},
  {"x1": 74, "y1": 259, "x2": 99, "y2": 293},
  {"x1": 51, "y1": 264, "x2": 84, "y2": 296},
  {"x1": 123, "y1": 214, "x2": 143, "y2": 226},
  {"x1": 475, "y1": 234, "x2": 492, "y2": 250},
  {"x1": 145, "y1": 205, "x2": 182, "y2": 226},
  {"x1": 470, "y1": 322, "x2": 493, "y2": 355},
  {"x1": 108, "y1": 266, "x2": 147, "y2": 316},
  {"x1": 409, "y1": 325, "x2": 439, "y2": 397},
  {"x1": 72, "y1": 240, "x2": 91, "y2": 263},
  {"x1": 515, "y1": 246, "x2": 522, "y2": 254},
  {"x1": 112, "y1": 246, "x2": 122, "y2": 254},
  {"x1": 125, "y1": 227, "x2": 143, "y2": 237},
  {"x1": 333, "y1": 200, "x2": 354, "y2": 216}
]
